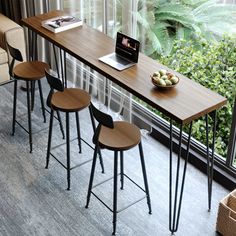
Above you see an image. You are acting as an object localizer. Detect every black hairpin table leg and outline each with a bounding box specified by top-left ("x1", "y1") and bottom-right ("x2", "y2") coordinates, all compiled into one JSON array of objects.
[
  {"x1": 169, "y1": 120, "x2": 192, "y2": 234},
  {"x1": 205, "y1": 110, "x2": 217, "y2": 211}
]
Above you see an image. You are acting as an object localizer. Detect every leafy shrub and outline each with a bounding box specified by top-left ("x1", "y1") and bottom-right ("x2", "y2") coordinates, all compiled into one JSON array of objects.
[
  {"x1": 158, "y1": 36, "x2": 236, "y2": 157},
  {"x1": 136, "y1": 0, "x2": 236, "y2": 56}
]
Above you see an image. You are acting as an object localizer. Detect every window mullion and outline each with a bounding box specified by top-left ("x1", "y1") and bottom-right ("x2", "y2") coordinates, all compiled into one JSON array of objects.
[
  {"x1": 103, "y1": 0, "x2": 108, "y2": 34},
  {"x1": 226, "y1": 97, "x2": 236, "y2": 167}
]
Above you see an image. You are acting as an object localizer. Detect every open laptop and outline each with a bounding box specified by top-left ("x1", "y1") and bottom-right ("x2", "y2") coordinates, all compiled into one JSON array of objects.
[{"x1": 99, "y1": 32, "x2": 140, "y2": 71}]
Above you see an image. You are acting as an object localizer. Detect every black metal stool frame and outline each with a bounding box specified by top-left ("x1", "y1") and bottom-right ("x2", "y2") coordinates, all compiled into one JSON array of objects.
[
  {"x1": 85, "y1": 103, "x2": 152, "y2": 235},
  {"x1": 8, "y1": 43, "x2": 46, "y2": 153},
  {"x1": 45, "y1": 70, "x2": 104, "y2": 190}
]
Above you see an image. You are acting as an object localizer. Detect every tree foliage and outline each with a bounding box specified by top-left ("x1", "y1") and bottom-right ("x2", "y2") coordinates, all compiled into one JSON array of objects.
[
  {"x1": 136, "y1": 0, "x2": 236, "y2": 56},
  {"x1": 159, "y1": 36, "x2": 236, "y2": 157}
]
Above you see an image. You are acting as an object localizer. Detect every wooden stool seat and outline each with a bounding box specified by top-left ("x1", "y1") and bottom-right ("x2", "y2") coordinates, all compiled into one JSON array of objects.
[
  {"x1": 13, "y1": 61, "x2": 49, "y2": 80},
  {"x1": 51, "y1": 88, "x2": 91, "y2": 112},
  {"x1": 99, "y1": 121, "x2": 141, "y2": 151}
]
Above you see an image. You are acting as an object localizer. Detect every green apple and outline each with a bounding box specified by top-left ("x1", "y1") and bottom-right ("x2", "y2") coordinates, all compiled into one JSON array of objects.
[
  {"x1": 165, "y1": 80, "x2": 172, "y2": 86},
  {"x1": 170, "y1": 76, "x2": 178, "y2": 84},
  {"x1": 157, "y1": 79, "x2": 166, "y2": 86},
  {"x1": 159, "y1": 69, "x2": 167, "y2": 76},
  {"x1": 153, "y1": 71, "x2": 160, "y2": 77},
  {"x1": 152, "y1": 76, "x2": 159, "y2": 82},
  {"x1": 167, "y1": 72, "x2": 174, "y2": 79},
  {"x1": 161, "y1": 75, "x2": 168, "y2": 80}
]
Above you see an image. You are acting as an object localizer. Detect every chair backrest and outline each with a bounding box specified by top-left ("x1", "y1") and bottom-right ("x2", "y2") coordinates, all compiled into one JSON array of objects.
[
  {"x1": 7, "y1": 42, "x2": 23, "y2": 77},
  {"x1": 45, "y1": 68, "x2": 64, "y2": 107},
  {"x1": 90, "y1": 102, "x2": 114, "y2": 144},
  {"x1": 45, "y1": 69, "x2": 64, "y2": 92}
]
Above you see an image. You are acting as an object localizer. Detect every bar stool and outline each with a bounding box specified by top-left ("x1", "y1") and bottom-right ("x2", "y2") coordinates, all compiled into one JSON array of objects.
[
  {"x1": 45, "y1": 69, "x2": 104, "y2": 190},
  {"x1": 7, "y1": 43, "x2": 49, "y2": 153},
  {"x1": 85, "y1": 102, "x2": 152, "y2": 235}
]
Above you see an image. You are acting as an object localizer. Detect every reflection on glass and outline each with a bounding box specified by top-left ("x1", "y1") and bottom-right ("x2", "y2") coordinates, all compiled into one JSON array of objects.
[
  {"x1": 63, "y1": 0, "x2": 103, "y2": 30},
  {"x1": 63, "y1": 0, "x2": 134, "y2": 37}
]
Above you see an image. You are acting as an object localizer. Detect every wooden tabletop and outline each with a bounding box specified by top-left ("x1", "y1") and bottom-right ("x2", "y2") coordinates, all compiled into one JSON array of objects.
[{"x1": 21, "y1": 10, "x2": 227, "y2": 124}]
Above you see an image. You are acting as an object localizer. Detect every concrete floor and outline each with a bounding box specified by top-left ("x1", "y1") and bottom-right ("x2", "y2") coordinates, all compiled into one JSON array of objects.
[{"x1": 0, "y1": 80, "x2": 229, "y2": 236}]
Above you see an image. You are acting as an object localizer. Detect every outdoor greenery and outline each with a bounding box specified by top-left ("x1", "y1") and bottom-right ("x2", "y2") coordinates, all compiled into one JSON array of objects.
[
  {"x1": 136, "y1": 0, "x2": 236, "y2": 57},
  {"x1": 157, "y1": 36, "x2": 236, "y2": 157},
  {"x1": 63, "y1": 0, "x2": 236, "y2": 159},
  {"x1": 135, "y1": 0, "x2": 236, "y2": 158}
]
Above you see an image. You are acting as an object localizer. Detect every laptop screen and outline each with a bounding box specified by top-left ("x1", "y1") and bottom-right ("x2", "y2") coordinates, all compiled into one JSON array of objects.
[{"x1": 115, "y1": 32, "x2": 140, "y2": 63}]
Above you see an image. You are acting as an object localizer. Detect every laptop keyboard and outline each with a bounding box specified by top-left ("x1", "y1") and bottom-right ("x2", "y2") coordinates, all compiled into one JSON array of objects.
[{"x1": 110, "y1": 54, "x2": 131, "y2": 65}]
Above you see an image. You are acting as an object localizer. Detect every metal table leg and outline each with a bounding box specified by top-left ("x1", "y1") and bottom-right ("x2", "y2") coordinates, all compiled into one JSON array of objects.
[
  {"x1": 205, "y1": 110, "x2": 217, "y2": 211},
  {"x1": 169, "y1": 110, "x2": 217, "y2": 233},
  {"x1": 53, "y1": 44, "x2": 60, "y2": 78},
  {"x1": 52, "y1": 44, "x2": 66, "y2": 86},
  {"x1": 169, "y1": 120, "x2": 192, "y2": 234}
]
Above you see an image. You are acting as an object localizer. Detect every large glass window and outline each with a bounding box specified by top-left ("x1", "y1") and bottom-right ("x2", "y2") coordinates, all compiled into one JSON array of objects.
[
  {"x1": 63, "y1": 0, "x2": 134, "y2": 36},
  {"x1": 228, "y1": 98, "x2": 236, "y2": 168},
  {"x1": 62, "y1": 0, "x2": 236, "y2": 174},
  {"x1": 63, "y1": 0, "x2": 103, "y2": 30},
  {"x1": 135, "y1": 0, "x2": 236, "y2": 164}
]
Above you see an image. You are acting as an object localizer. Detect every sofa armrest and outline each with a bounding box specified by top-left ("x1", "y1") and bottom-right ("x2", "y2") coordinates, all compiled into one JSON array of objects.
[
  {"x1": 5, "y1": 27, "x2": 27, "y2": 62},
  {"x1": 0, "y1": 13, "x2": 26, "y2": 63},
  {"x1": 0, "y1": 47, "x2": 9, "y2": 83}
]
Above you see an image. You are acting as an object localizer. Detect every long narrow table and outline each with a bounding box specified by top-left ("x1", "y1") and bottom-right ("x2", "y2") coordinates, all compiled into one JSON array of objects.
[{"x1": 21, "y1": 10, "x2": 227, "y2": 234}]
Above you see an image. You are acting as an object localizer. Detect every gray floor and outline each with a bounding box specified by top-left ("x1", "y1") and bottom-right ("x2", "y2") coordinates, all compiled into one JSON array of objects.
[{"x1": 0, "y1": 80, "x2": 229, "y2": 236}]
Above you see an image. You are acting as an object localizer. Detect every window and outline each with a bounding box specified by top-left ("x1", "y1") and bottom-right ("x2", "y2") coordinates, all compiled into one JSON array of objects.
[{"x1": 61, "y1": 0, "x2": 236, "y2": 182}]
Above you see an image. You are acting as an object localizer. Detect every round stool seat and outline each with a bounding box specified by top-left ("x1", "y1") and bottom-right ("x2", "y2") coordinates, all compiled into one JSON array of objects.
[
  {"x1": 13, "y1": 61, "x2": 49, "y2": 81},
  {"x1": 51, "y1": 88, "x2": 91, "y2": 112},
  {"x1": 99, "y1": 121, "x2": 141, "y2": 151}
]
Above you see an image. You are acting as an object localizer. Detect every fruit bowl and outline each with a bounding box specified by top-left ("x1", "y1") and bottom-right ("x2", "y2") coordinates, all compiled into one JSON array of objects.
[{"x1": 151, "y1": 69, "x2": 179, "y2": 89}]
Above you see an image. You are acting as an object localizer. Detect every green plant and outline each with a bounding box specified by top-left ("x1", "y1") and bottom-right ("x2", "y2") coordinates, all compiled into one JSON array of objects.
[
  {"x1": 159, "y1": 36, "x2": 236, "y2": 157},
  {"x1": 136, "y1": 0, "x2": 236, "y2": 57}
]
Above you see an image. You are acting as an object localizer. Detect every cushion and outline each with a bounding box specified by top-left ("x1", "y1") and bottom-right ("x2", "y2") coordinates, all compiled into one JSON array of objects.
[
  {"x1": 0, "y1": 14, "x2": 20, "y2": 50},
  {"x1": 0, "y1": 47, "x2": 8, "y2": 64},
  {"x1": 0, "y1": 13, "x2": 26, "y2": 62}
]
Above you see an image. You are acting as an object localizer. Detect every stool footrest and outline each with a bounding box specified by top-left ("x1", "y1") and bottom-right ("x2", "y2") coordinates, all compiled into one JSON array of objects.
[
  {"x1": 49, "y1": 152, "x2": 93, "y2": 170},
  {"x1": 50, "y1": 152, "x2": 67, "y2": 169},
  {"x1": 51, "y1": 136, "x2": 78, "y2": 150},
  {"x1": 15, "y1": 120, "x2": 29, "y2": 134},
  {"x1": 80, "y1": 137, "x2": 95, "y2": 150},
  {"x1": 123, "y1": 173, "x2": 146, "y2": 193},
  {"x1": 91, "y1": 190, "x2": 146, "y2": 214},
  {"x1": 51, "y1": 137, "x2": 94, "y2": 151},
  {"x1": 45, "y1": 107, "x2": 62, "y2": 122},
  {"x1": 0, "y1": 78, "x2": 15, "y2": 86},
  {"x1": 91, "y1": 173, "x2": 147, "y2": 213}
]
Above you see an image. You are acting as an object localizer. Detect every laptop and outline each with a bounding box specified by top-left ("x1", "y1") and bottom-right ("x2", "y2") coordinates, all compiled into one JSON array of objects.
[{"x1": 99, "y1": 32, "x2": 140, "y2": 71}]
